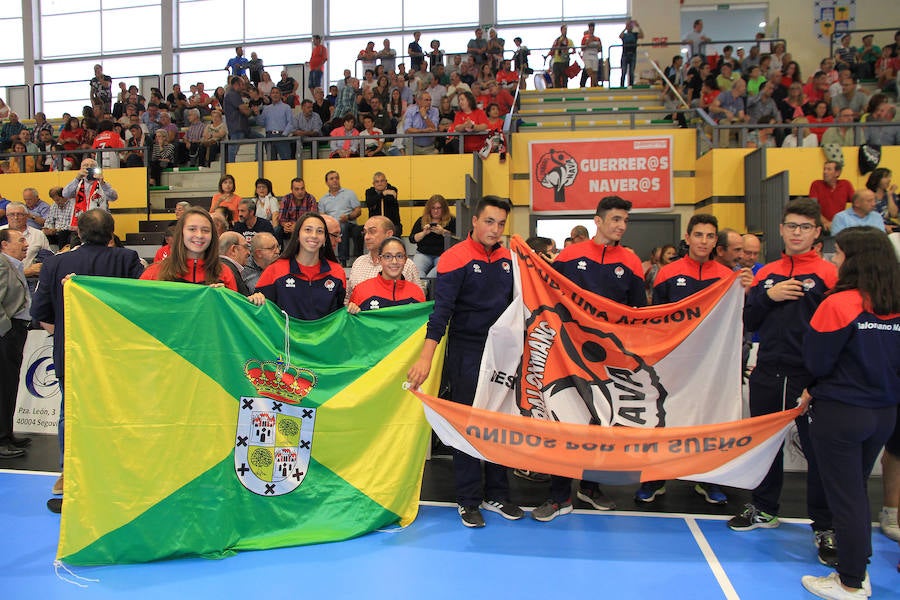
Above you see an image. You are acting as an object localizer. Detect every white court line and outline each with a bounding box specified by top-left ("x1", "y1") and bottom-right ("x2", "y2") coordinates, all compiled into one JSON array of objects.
[
  {"x1": 0, "y1": 468, "x2": 59, "y2": 476},
  {"x1": 685, "y1": 516, "x2": 740, "y2": 600},
  {"x1": 418, "y1": 500, "x2": 821, "y2": 524}
]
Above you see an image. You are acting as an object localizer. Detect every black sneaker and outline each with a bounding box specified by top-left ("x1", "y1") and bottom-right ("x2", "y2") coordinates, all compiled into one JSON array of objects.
[
  {"x1": 727, "y1": 503, "x2": 779, "y2": 531},
  {"x1": 814, "y1": 529, "x2": 838, "y2": 567},
  {"x1": 513, "y1": 468, "x2": 550, "y2": 483},
  {"x1": 635, "y1": 481, "x2": 666, "y2": 503},
  {"x1": 481, "y1": 499, "x2": 524, "y2": 520},
  {"x1": 693, "y1": 483, "x2": 728, "y2": 505},
  {"x1": 457, "y1": 505, "x2": 485, "y2": 528},
  {"x1": 531, "y1": 499, "x2": 574, "y2": 522},
  {"x1": 576, "y1": 488, "x2": 616, "y2": 510},
  {"x1": 46, "y1": 498, "x2": 62, "y2": 514}
]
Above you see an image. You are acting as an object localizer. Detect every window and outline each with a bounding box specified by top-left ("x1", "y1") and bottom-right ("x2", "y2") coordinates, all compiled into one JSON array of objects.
[
  {"x1": 39, "y1": 55, "x2": 162, "y2": 118},
  {"x1": 179, "y1": 0, "x2": 242, "y2": 47},
  {"x1": 176, "y1": 49, "x2": 233, "y2": 93},
  {"x1": 178, "y1": 0, "x2": 311, "y2": 48},
  {"x1": 497, "y1": 0, "x2": 627, "y2": 24},
  {"x1": 0, "y1": 66, "x2": 27, "y2": 114},
  {"x1": 0, "y1": 17, "x2": 25, "y2": 63},
  {"x1": 40, "y1": 0, "x2": 161, "y2": 58},
  {"x1": 42, "y1": 13, "x2": 102, "y2": 57},
  {"x1": 330, "y1": 0, "x2": 402, "y2": 35},
  {"x1": 244, "y1": 2, "x2": 311, "y2": 42},
  {"x1": 102, "y1": 5, "x2": 162, "y2": 53},
  {"x1": 404, "y1": 1, "x2": 477, "y2": 29}
]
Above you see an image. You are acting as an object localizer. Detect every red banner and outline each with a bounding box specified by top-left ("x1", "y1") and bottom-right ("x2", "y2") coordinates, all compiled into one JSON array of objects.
[{"x1": 529, "y1": 137, "x2": 673, "y2": 213}]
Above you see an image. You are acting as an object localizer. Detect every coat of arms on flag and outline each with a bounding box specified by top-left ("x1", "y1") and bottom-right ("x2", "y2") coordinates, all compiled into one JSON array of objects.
[{"x1": 235, "y1": 358, "x2": 318, "y2": 496}]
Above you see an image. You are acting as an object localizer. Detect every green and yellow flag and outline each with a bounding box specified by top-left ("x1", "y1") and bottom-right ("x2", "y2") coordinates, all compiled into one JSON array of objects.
[{"x1": 58, "y1": 276, "x2": 441, "y2": 565}]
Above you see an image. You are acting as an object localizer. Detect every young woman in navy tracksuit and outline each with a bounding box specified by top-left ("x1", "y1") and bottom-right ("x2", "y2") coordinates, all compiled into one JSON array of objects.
[
  {"x1": 251, "y1": 212, "x2": 346, "y2": 320},
  {"x1": 799, "y1": 227, "x2": 900, "y2": 599},
  {"x1": 347, "y1": 237, "x2": 425, "y2": 313}
]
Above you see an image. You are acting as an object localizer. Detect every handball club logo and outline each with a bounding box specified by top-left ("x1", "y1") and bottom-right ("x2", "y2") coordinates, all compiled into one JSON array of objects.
[
  {"x1": 519, "y1": 304, "x2": 667, "y2": 429},
  {"x1": 536, "y1": 149, "x2": 578, "y2": 203}
]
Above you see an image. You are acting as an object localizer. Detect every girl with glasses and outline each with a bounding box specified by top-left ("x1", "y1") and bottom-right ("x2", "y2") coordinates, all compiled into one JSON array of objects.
[{"x1": 347, "y1": 237, "x2": 425, "y2": 314}]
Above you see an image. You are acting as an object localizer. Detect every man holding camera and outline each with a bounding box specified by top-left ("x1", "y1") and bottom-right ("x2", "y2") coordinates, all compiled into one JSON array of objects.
[{"x1": 62, "y1": 158, "x2": 118, "y2": 226}]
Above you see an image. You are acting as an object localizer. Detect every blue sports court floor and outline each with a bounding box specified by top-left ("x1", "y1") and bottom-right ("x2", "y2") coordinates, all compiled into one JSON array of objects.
[{"x1": 2, "y1": 468, "x2": 898, "y2": 600}]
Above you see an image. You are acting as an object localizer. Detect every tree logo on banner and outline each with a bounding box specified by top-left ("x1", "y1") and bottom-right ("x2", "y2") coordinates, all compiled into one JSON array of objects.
[
  {"x1": 518, "y1": 303, "x2": 668, "y2": 428},
  {"x1": 234, "y1": 357, "x2": 318, "y2": 496},
  {"x1": 536, "y1": 148, "x2": 579, "y2": 203}
]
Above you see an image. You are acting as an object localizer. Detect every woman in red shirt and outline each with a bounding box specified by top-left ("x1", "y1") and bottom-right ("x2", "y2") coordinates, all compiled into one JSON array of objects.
[
  {"x1": 807, "y1": 100, "x2": 834, "y2": 143},
  {"x1": 445, "y1": 91, "x2": 489, "y2": 154},
  {"x1": 141, "y1": 207, "x2": 237, "y2": 290}
]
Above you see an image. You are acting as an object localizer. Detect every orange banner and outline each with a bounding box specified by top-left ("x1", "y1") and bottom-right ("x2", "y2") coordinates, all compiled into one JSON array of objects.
[
  {"x1": 529, "y1": 137, "x2": 673, "y2": 213},
  {"x1": 418, "y1": 391, "x2": 801, "y2": 487}
]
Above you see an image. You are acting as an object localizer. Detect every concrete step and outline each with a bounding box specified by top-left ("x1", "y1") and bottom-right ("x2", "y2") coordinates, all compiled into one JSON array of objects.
[
  {"x1": 518, "y1": 104, "x2": 666, "y2": 115},
  {"x1": 517, "y1": 119, "x2": 674, "y2": 129},
  {"x1": 125, "y1": 231, "x2": 165, "y2": 246},
  {"x1": 520, "y1": 94, "x2": 661, "y2": 106},
  {"x1": 149, "y1": 190, "x2": 214, "y2": 212},
  {"x1": 518, "y1": 114, "x2": 670, "y2": 123},
  {"x1": 160, "y1": 169, "x2": 223, "y2": 190},
  {"x1": 519, "y1": 85, "x2": 660, "y2": 100}
]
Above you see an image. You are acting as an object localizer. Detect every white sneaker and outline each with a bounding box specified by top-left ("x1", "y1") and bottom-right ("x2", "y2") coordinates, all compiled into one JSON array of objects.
[
  {"x1": 878, "y1": 507, "x2": 900, "y2": 541},
  {"x1": 801, "y1": 572, "x2": 867, "y2": 599}
]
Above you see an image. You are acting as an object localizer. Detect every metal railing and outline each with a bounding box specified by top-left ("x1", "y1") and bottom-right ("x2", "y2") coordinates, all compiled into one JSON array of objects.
[
  {"x1": 218, "y1": 129, "x2": 494, "y2": 177},
  {"x1": 827, "y1": 28, "x2": 899, "y2": 65},
  {"x1": 510, "y1": 106, "x2": 696, "y2": 131},
  {"x1": 698, "y1": 38, "x2": 788, "y2": 57},
  {"x1": 161, "y1": 70, "x2": 241, "y2": 97},
  {"x1": 693, "y1": 109, "x2": 895, "y2": 148},
  {"x1": 31, "y1": 74, "x2": 161, "y2": 119}
]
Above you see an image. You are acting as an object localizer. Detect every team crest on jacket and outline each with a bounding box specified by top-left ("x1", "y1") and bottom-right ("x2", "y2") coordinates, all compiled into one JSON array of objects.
[
  {"x1": 518, "y1": 304, "x2": 667, "y2": 428},
  {"x1": 235, "y1": 357, "x2": 318, "y2": 496}
]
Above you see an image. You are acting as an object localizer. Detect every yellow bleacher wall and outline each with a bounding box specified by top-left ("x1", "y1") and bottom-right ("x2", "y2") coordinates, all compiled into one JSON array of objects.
[
  {"x1": 3, "y1": 144, "x2": 896, "y2": 240},
  {"x1": 0, "y1": 168, "x2": 148, "y2": 238}
]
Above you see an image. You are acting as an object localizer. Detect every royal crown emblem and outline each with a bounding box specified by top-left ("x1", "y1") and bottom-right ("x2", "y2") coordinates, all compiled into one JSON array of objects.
[
  {"x1": 235, "y1": 356, "x2": 318, "y2": 496},
  {"x1": 243, "y1": 357, "x2": 317, "y2": 404}
]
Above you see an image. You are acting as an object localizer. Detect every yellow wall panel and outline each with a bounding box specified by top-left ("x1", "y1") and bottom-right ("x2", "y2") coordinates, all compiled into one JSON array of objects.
[
  {"x1": 673, "y1": 178, "x2": 695, "y2": 206},
  {"x1": 226, "y1": 163, "x2": 262, "y2": 198},
  {"x1": 708, "y1": 204, "x2": 747, "y2": 233},
  {"x1": 260, "y1": 161, "x2": 300, "y2": 195},
  {"x1": 481, "y1": 154, "x2": 510, "y2": 199},
  {"x1": 709, "y1": 149, "x2": 752, "y2": 197},
  {"x1": 693, "y1": 152, "x2": 713, "y2": 202}
]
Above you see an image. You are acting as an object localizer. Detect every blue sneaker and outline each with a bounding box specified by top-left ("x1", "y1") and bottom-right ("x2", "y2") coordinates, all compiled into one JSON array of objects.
[
  {"x1": 635, "y1": 481, "x2": 666, "y2": 503},
  {"x1": 694, "y1": 483, "x2": 727, "y2": 505}
]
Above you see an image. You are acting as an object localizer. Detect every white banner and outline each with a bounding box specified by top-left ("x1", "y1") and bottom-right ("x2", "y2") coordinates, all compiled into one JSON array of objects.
[{"x1": 14, "y1": 329, "x2": 60, "y2": 435}]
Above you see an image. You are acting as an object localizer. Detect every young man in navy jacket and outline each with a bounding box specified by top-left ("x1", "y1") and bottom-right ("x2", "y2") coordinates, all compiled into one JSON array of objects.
[
  {"x1": 727, "y1": 198, "x2": 839, "y2": 568},
  {"x1": 532, "y1": 195, "x2": 645, "y2": 521},
  {"x1": 635, "y1": 214, "x2": 737, "y2": 505},
  {"x1": 407, "y1": 196, "x2": 523, "y2": 528}
]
